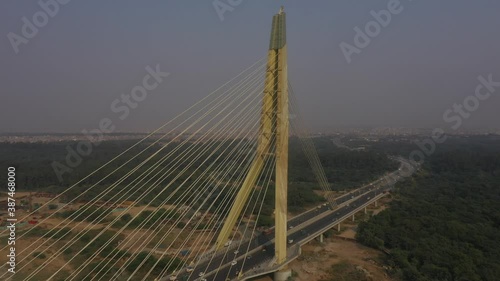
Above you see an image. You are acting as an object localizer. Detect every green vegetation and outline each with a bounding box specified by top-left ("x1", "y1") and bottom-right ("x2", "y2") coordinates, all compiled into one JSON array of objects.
[
  {"x1": 0, "y1": 136, "x2": 397, "y2": 226},
  {"x1": 357, "y1": 143, "x2": 500, "y2": 281},
  {"x1": 112, "y1": 209, "x2": 179, "y2": 229},
  {"x1": 125, "y1": 251, "x2": 183, "y2": 276},
  {"x1": 58, "y1": 206, "x2": 111, "y2": 223},
  {"x1": 0, "y1": 135, "x2": 400, "y2": 280},
  {"x1": 5, "y1": 134, "x2": 500, "y2": 280},
  {"x1": 22, "y1": 226, "x2": 72, "y2": 239},
  {"x1": 33, "y1": 252, "x2": 47, "y2": 259},
  {"x1": 0, "y1": 136, "x2": 396, "y2": 192},
  {"x1": 67, "y1": 229, "x2": 129, "y2": 280},
  {"x1": 289, "y1": 136, "x2": 399, "y2": 190},
  {"x1": 256, "y1": 214, "x2": 274, "y2": 227}
]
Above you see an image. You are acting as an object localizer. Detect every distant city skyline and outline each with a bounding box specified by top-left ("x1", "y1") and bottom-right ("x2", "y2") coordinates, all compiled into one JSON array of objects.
[{"x1": 1, "y1": 1, "x2": 500, "y2": 133}]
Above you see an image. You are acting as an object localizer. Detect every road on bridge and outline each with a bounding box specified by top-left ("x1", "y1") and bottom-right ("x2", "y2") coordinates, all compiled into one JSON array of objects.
[{"x1": 166, "y1": 159, "x2": 412, "y2": 281}]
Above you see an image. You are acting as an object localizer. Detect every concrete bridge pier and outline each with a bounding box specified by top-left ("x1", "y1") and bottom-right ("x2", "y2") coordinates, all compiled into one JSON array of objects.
[
  {"x1": 364, "y1": 207, "x2": 367, "y2": 214},
  {"x1": 352, "y1": 214, "x2": 355, "y2": 221},
  {"x1": 374, "y1": 200, "x2": 378, "y2": 207},
  {"x1": 274, "y1": 266, "x2": 292, "y2": 281},
  {"x1": 319, "y1": 233, "x2": 324, "y2": 243},
  {"x1": 337, "y1": 223, "x2": 341, "y2": 232}
]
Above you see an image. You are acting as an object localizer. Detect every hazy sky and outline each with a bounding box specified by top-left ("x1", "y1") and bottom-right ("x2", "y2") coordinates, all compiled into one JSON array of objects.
[{"x1": 1, "y1": 0, "x2": 499, "y2": 133}]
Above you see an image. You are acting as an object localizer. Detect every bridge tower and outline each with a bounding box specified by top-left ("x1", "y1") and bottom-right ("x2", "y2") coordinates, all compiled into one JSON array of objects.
[{"x1": 215, "y1": 7, "x2": 289, "y2": 265}]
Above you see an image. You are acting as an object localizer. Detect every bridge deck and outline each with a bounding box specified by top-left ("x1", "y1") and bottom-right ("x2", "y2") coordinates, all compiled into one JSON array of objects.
[{"x1": 168, "y1": 167, "x2": 405, "y2": 281}]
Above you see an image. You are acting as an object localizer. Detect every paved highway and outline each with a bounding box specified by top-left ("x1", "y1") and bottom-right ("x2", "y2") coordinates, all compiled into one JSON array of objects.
[
  {"x1": 165, "y1": 163, "x2": 409, "y2": 281},
  {"x1": 209, "y1": 182, "x2": 395, "y2": 281}
]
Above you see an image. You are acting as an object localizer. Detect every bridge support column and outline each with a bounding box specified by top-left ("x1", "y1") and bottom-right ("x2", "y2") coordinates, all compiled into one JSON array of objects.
[
  {"x1": 352, "y1": 214, "x2": 355, "y2": 221},
  {"x1": 374, "y1": 200, "x2": 378, "y2": 207},
  {"x1": 215, "y1": 8, "x2": 289, "y2": 266},
  {"x1": 337, "y1": 223, "x2": 341, "y2": 232},
  {"x1": 319, "y1": 233, "x2": 324, "y2": 243},
  {"x1": 364, "y1": 207, "x2": 367, "y2": 214},
  {"x1": 274, "y1": 267, "x2": 292, "y2": 281}
]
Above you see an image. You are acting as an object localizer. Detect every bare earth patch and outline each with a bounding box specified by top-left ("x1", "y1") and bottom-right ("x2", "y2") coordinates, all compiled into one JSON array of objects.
[{"x1": 289, "y1": 239, "x2": 393, "y2": 281}]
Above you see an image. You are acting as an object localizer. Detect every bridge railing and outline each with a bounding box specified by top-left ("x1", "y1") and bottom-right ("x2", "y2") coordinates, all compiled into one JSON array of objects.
[
  {"x1": 298, "y1": 192, "x2": 388, "y2": 247},
  {"x1": 238, "y1": 190, "x2": 390, "y2": 281}
]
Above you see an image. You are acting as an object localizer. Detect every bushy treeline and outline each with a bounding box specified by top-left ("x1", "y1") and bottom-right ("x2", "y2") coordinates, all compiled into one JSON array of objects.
[
  {"x1": 289, "y1": 136, "x2": 399, "y2": 190},
  {"x1": 357, "y1": 144, "x2": 500, "y2": 281},
  {"x1": 0, "y1": 136, "x2": 397, "y2": 203}
]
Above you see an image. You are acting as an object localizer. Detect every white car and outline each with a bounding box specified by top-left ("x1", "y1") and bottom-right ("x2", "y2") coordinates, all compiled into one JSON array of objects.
[
  {"x1": 169, "y1": 276, "x2": 177, "y2": 281},
  {"x1": 233, "y1": 250, "x2": 239, "y2": 255},
  {"x1": 224, "y1": 240, "x2": 232, "y2": 247},
  {"x1": 186, "y1": 267, "x2": 194, "y2": 273},
  {"x1": 199, "y1": 272, "x2": 205, "y2": 277},
  {"x1": 231, "y1": 260, "x2": 237, "y2": 266}
]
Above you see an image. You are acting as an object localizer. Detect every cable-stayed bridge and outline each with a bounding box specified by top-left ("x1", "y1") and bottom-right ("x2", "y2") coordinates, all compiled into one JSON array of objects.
[
  {"x1": 0, "y1": 7, "x2": 414, "y2": 281},
  {"x1": 162, "y1": 162, "x2": 410, "y2": 281}
]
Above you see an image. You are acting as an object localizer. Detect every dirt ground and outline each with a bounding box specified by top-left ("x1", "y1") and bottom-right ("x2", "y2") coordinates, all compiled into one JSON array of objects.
[
  {"x1": 287, "y1": 237, "x2": 393, "y2": 281},
  {"x1": 0, "y1": 195, "x2": 191, "y2": 280},
  {"x1": 253, "y1": 238, "x2": 393, "y2": 281},
  {"x1": 3, "y1": 192, "x2": 394, "y2": 280}
]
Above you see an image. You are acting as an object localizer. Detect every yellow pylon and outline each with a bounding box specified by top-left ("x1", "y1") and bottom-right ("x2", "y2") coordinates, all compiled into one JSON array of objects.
[{"x1": 215, "y1": 7, "x2": 288, "y2": 265}]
